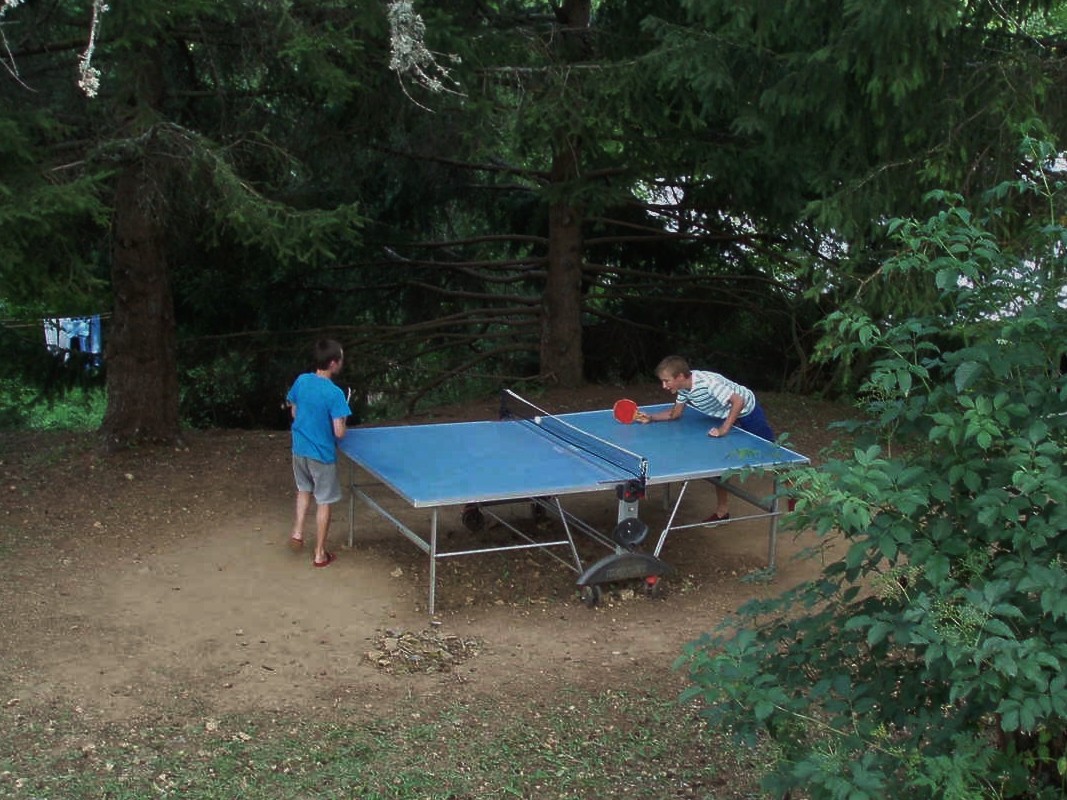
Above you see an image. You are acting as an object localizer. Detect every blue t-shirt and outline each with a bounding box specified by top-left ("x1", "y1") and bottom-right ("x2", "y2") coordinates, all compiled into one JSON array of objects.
[{"x1": 286, "y1": 373, "x2": 350, "y2": 464}]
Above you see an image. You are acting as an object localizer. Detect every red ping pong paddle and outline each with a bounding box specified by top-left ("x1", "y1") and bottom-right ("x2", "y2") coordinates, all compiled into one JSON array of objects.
[{"x1": 613, "y1": 398, "x2": 639, "y2": 424}]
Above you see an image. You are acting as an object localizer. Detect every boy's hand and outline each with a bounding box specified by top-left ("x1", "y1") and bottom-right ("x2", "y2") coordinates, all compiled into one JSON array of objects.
[{"x1": 634, "y1": 411, "x2": 651, "y2": 424}]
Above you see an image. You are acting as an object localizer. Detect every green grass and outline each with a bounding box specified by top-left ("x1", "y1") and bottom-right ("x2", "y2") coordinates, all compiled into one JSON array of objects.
[{"x1": 0, "y1": 688, "x2": 772, "y2": 799}]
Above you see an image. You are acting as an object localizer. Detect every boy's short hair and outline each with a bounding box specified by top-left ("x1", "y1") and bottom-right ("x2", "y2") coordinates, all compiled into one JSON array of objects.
[
  {"x1": 655, "y1": 355, "x2": 691, "y2": 378},
  {"x1": 313, "y1": 338, "x2": 344, "y2": 370}
]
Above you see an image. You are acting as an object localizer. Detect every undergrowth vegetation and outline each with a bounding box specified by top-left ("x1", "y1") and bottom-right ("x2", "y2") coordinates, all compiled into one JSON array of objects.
[{"x1": 0, "y1": 380, "x2": 106, "y2": 431}]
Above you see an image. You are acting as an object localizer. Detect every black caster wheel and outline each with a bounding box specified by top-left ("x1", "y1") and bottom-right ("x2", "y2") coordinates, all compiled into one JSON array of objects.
[
  {"x1": 462, "y1": 504, "x2": 485, "y2": 532},
  {"x1": 580, "y1": 584, "x2": 602, "y2": 608}
]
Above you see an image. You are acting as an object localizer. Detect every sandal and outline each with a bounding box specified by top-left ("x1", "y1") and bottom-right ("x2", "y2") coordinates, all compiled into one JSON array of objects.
[{"x1": 313, "y1": 552, "x2": 336, "y2": 568}]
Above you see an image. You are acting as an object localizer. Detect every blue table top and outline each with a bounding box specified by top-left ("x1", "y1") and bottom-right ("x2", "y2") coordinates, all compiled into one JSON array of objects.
[{"x1": 339, "y1": 402, "x2": 808, "y2": 508}]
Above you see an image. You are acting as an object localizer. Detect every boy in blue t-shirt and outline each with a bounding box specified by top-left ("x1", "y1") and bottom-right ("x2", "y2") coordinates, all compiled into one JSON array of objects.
[{"x1": 285, "y1": 339, "x2": 351, "y2": 567}]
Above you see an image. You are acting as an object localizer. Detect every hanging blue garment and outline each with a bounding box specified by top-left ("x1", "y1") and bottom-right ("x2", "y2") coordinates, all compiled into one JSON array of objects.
[
  {"x1": 88, "y1": 315, "x2": 102, "y2": 355},
  {"x1": 42, "y1": 315, "x2": 104, "y2": 366}
]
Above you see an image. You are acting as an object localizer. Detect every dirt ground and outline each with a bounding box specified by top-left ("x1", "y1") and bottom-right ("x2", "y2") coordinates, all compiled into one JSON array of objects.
[{"x1": 0, "y1": 384, "x2": 851, "y2": 728}]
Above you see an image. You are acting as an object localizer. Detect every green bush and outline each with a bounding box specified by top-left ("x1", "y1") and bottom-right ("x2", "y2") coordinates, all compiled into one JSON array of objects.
[
  {"x1": 679, "y1": 158, "x2": 1067, "y2": 798},
  {"x1": 180, "y1": 352, "x2": 265, "y2": 428},
  {"x1": 0, "y1": 378, "x2": 106, "y2": 431}
]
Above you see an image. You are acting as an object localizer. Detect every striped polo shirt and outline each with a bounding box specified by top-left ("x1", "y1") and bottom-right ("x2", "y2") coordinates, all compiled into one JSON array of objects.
[{"x1": 676, "y1": 370, "x2": 756, "y2": 418}]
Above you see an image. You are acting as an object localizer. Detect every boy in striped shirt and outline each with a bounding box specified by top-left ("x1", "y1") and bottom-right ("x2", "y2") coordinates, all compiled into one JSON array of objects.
[{"x1": 637, "y1": 355, "x2": 775, "y2": 521}]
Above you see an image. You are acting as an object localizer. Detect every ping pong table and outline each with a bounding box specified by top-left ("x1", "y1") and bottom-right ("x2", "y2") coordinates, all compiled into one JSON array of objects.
[{"x1": 340, "y1": 390, "x2": 809, "y2": 614}]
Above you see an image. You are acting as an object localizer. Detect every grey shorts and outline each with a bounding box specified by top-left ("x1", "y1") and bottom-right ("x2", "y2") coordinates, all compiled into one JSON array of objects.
[{"x1": 292, "y1": 456, "x2": 342, "y2": 505}]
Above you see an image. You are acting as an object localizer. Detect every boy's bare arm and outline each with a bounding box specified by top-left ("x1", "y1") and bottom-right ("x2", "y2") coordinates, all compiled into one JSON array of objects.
[
  {"x1": 707, "y1": 394, "x2": 744, "y2": 437},
  {"x1": 637, "y1": 402, "x2": 684, "y2": 423}
]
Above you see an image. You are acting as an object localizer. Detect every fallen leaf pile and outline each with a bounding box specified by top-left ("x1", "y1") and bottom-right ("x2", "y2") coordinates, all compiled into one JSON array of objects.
[{"x1": 365, "y1": 627, "x2": 484, "y2": 674}]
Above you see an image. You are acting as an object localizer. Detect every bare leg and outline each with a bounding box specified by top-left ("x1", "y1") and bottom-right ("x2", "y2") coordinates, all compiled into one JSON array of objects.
[
  {"x1": 314, "y1": 502, "x2": 333, "y2": 564},
  {"x1": 714, "y1": 483, "x2": 730, "y2": 518},
  {"x1": 292, "y1": 490, "x2": 311, "y2": 541}
]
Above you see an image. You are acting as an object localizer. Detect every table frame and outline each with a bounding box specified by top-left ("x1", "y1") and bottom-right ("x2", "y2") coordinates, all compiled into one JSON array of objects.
[{"x1": 342, "y1": 398, "x2": 807, "y2": 614}]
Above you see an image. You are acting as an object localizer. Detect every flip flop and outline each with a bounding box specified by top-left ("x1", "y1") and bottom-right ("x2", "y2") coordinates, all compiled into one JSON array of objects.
[
  {"x1": 702, "y1": 512, "x2": 730, "y2": 523},
  {"x1": 313, "y1": 552, "x2": 336, "y2": 568},
  {"x1": 288, "y1": 536, "x2": 304, "y2": 551}
]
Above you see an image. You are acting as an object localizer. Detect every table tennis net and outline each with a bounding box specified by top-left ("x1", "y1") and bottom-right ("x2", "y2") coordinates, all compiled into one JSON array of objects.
[{"x1": 499, "y1": 389, "x2": 648, "y2": 481}]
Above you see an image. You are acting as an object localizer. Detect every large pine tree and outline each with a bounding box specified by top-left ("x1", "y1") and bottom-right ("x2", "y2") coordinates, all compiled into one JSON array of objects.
[{"x1": 1, "y1": 0, "x2": 371, "y2": 446}]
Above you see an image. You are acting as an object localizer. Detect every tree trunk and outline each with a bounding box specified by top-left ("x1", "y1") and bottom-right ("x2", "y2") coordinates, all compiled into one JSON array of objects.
[
  {"x1": 539, "y1": 0, "x2": 591, "y2": 388},
  {"x1": 541, "y1": 150, "x2": 585, "y2": 387},
  {"x1": 100, "y1": 155, "x2": 182, "y2": 450},
  {"x1": 99, "y1": 42, "x2": 182, "y2": 450}
]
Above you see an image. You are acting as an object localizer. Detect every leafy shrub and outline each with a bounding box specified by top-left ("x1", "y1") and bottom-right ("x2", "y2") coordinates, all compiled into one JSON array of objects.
[
  {"x1": 0, "y1": 378, "x2": 106, "y2": 431},
  {"x1": 180, "y1": 352, "x2": 264, "y2": 428},
  {"x1": 679, "y1": 159, "x2": 1067, "y2": 798}
]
